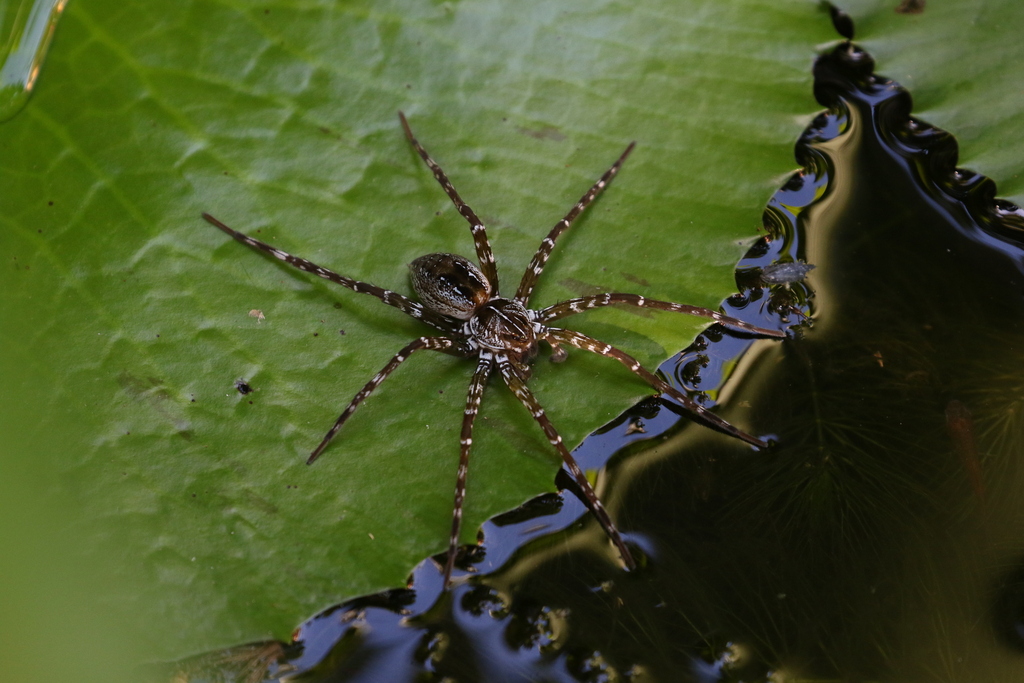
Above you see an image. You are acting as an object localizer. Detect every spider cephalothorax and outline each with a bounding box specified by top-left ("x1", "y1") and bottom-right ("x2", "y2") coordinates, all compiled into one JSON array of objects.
[
  {"x1": 471, "y1": 299, "x2": 537, "y2": 359},
  {"x1": 203, "y1": 113, "x2": 785, "y2": 587}
]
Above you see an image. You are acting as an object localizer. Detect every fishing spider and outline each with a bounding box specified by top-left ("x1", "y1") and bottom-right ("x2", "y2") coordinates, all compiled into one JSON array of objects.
[{"x1": 203, "y1": 113, "x2": 784, "y2": 587}]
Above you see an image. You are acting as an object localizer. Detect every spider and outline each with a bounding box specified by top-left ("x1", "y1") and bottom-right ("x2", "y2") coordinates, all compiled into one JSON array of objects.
[{"x1": 202, "y1": 113, "x2": 785, "y2": 587}]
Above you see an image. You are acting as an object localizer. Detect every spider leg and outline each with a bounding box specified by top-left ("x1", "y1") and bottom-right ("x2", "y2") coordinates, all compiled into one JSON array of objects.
[
  {"x1": 307, "y1": 336, "x2": 471, "y2": 464},
  {"x1": 548, "y1": 340, "x2": 569, "y2": 363},
  {"x1": 544, "y1": 327, "x2": 769, "y2": 449},
  {"x1": 203, "y1": 213, "x2": 458, "y2": 334},
  {"x1": 442, "y1": 354, "x2": 493, "y2": 587},
  {"x1": 537, "y1": 293, "x2": 785, "y2": 338},
  {"x1": 398, "y1": 112, "x2": 500, "y2": 294},
  {"x1": 514, "y1": 142, "x2": 635, "y2": 306},
  {"x1": 497, "y1": 359, "x2": 637, "y2": 571}
]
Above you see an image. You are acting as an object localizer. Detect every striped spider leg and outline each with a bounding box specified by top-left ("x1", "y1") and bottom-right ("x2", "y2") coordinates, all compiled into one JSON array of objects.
[
  {"x1": 529, "y1": 298, "x2": 785, "y2": 448},
  {"x1": 510, "y1": 169, "x2": 786, "y2": 448},
  {"x1": 201, "y1": 212, "x2": 459, "y2": 336}
]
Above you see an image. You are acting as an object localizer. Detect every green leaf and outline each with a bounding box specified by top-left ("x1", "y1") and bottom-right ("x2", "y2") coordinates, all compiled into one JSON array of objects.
[
  {"x1": 3, "y1": 0, "x2": 1021, "y2": 672},
  {"x1": 839, "y1": 0, "x2": 1024, "y2": 203}
]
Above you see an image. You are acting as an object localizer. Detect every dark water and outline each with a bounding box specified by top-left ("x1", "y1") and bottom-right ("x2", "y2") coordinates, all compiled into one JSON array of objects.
[{"x1": 164, "y1": 21, "x2": 1024, "y2": 683}]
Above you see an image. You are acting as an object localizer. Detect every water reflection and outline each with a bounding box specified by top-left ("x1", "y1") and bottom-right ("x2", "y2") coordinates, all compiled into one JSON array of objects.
[{"x1": 0, "y1": 0, "x2": 68, "y2": 122}]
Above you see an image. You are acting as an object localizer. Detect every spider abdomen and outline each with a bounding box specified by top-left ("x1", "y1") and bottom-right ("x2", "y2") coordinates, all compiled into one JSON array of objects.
[{"x1": 409, "y1": 253, "x2": 492, "y2": 320}]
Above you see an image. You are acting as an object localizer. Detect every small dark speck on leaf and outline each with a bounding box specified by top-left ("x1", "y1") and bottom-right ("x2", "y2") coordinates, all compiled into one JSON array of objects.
[
  {"x1": 339, "y1": 329, "x2": 346, "y2": 335},
  {"x1": 248, "y1": 400, "x2": 253, "y2": 404},
  {"x1": 515, "y1": 125, "x2": 566, "y2": 142},
  {"x1": 896, "y1": 0, "x2": 925, "y2": 13},
  {"x1": 313, "y1": 332, "x2": 319, "y2": 337},
  {"x1": 558, "y1": 277, "x2": 605, "y2": 298},
  {"x1": 235, "y1": 379, "x2": 254, "y2": 395},
  {"x1": 192, "y1": 493, "x2": 196, "y2": 498},
  {"x1": 333, "y1": 302, "x2": 343, "y2": 309},
  {"x1": 438, "y1": 390, "x2": 444, "y2": 394},
  {"x1": 48, "y1": 200, "x2": 53, "y2": 206},
  {"x1": 621, "y1": 272, "x2": 650, "y2": 287}
]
